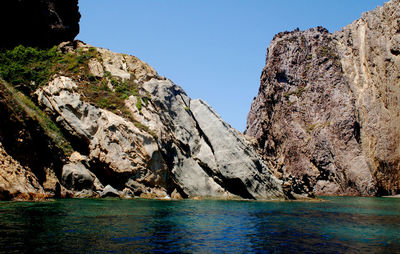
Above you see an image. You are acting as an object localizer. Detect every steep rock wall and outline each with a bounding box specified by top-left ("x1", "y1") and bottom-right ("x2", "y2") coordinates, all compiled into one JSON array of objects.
[
  {"x1": 336, "y1": 0, "x2": 400, "y2": 194},
  {"x1": 246, "y1": 0, "x2": 400, "y2": 196},
  {"x1": 246, "y1": 27, "x2": 375, "y2": 196}
]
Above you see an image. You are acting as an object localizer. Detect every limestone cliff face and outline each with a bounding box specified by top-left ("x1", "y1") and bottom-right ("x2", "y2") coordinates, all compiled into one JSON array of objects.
[
  {"x1": 336, "y1": 0, "x2": 400, "y2": 195},
  {"x1": 0, "y1": 0, "x2": 80, "y2": 48},
  {"x1": 0, "y1": 42, "x2": 287, "y2": 200},
  {"x1": 246, "y1": 0, "x2": 400, "y2": 196}
]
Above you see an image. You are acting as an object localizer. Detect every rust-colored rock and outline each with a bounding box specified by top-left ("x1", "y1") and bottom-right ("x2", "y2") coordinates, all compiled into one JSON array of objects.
[
  {"x1": 246, "y1": 0, "x2": 400, "y2": 196},
  {"x1": 336, "y1": 0, "x2": 400, "y2": 195}
]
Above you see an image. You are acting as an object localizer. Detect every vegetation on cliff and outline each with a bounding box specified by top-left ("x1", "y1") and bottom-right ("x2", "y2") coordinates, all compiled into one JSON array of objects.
[
  {"x1": 0, "y1": 0, "x2": 291, "y2": 201},
  {"x1": 0, "y1": 44, "x2": 158, "y2": 172},
  {"x1": 0, "y1": 45, "x2": 150, "y2": 126}
]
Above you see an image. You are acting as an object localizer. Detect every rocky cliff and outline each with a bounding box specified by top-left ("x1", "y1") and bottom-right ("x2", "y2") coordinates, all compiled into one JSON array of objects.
[
  {"x1": 246, "y1": 0, "x2": 400, "y2": 196},
  {"x1": 0, "y1": 0, "x2": 80, "y2": 48},
  {"x1": 0, "y1": 0, "x2": 293, "y2": 201},
  {"x1": 0, "y1": 40, "x2": 290, "y2": 200}
]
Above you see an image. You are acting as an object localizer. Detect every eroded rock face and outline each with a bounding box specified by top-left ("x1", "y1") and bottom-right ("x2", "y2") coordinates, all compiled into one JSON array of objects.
[
  {"x1": 36, "y1": 75, "x2": 170, "y2": 198},
  {"x1": 27, "y1": 42, "x2": 287, "y2": 200},
  {"x1": 246, "y1": 27, "x2": 373, "y2": 196},
  {"x1": 0, "y1": 142, "x2": 44, "y2": 200},
  {"x1": 246, "y1": 0, "x2": 400, "y2": 196},
  {"x1": 131, "y1": 79, "x2": 285, "y2": 199},
  {"x1": 335, "y1": 0, "x2": 400, "y2": 195},
  {"x1": 0, "y1": 0, "x2": 80, "y2": 48},
  {"x1": 190, "y1": 99, "x2": 284, "y2": 199}
]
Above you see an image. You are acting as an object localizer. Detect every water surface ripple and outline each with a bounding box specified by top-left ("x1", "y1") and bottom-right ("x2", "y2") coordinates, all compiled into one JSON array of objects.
[{"x1": 0, "y1": 197, "x2": 399, "y2": 253}]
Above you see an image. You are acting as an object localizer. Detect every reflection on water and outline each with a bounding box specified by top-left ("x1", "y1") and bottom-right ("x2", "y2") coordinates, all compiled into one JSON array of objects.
[{"x1": 0, "y1": 197, "x2": 399, "y2": 253}]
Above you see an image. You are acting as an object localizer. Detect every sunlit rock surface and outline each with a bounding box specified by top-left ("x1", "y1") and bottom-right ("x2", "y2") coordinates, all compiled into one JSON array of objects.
[{"x1": 246, "y1": 0, "x2": 400, "y2": 196}]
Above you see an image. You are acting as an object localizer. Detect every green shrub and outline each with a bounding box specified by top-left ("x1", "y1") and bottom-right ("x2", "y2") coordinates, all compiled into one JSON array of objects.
[
  {"x1": 120, "y1": 93, "x2": 129, "y2": 100},
  {"x1": 110, "y1": 78, "x2": 119, "y2": 87},
  {"x1": 142, "y1": 97, "x2": 150, "y2": 106},
  {"x1": 99, "y1": 80, "x2": 110, "y2": 91},
  {"x1": 131, "y1": 86, "x2": 138, "y2": 97},
  {"x1": 0, "y1": 45, "x2": 156, "y2": 141},
  {"x1": 103, "y1": 71, "x2": 112, "y2": 79},
  {"x1": 0, "y1": 45, "x2": 61, "y2": 92},
  {"x1": 87, "y1": 73, "x2": 97, "y2": 82},
  {"x1": 0, "y1": 45, "x2": 101, "y2": 96},
  {"x1": 114, "y1": 81, "x2": 128, "y2": 93},
  {"x1": 136, "y1": 97, "x2": 142, "y2": 112}
]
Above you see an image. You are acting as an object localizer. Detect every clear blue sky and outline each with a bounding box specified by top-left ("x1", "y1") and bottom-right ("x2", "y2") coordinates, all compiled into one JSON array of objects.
[{"x1": 77, "y1": 0, "x2": 387, "y2": 132}]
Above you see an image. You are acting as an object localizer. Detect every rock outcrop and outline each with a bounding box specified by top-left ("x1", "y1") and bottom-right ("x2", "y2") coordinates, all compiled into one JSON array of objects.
[
  {"x1": 0, "y1": 0, "x2": 80, "y2": 48},
  {"x1": 246, "y1": 0, "x2": 400, "y2": 196},
  {"x1": 0, "y1": 142, "x2": 45, "y2": 200},
  {"x1": 0, "y1": 77, "x2": 66, "y2": 200},
  {"x1": 32, "y1": 42, "x2": 285, "y2": 200},
  {"x1": 0, "y1": 40, "x2": 288, "y2": 200},
  {"x1": 336, "y1": 0, "x2": 400, "y2": 195}
]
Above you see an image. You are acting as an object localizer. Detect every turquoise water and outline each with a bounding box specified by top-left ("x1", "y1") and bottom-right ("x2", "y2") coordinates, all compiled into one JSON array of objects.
[{"x1": 0, "y1": 197, "x2": 399, "y2": 253}]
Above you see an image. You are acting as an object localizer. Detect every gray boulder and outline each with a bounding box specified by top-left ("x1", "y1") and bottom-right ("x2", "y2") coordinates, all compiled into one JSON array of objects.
[{"x1": 62, "y1": 162, "x2": 94, "y2": 191}]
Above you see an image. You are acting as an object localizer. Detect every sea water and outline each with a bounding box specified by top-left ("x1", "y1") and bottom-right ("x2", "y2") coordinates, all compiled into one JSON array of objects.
[{"x1": 0, "y1": 197, "x2": 399, "y2": 253}]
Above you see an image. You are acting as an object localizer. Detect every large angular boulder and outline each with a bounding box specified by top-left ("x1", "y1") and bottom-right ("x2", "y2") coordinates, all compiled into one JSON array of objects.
[{"x1": 62, "y1": 162, "x2": 94, "y2": 191}]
